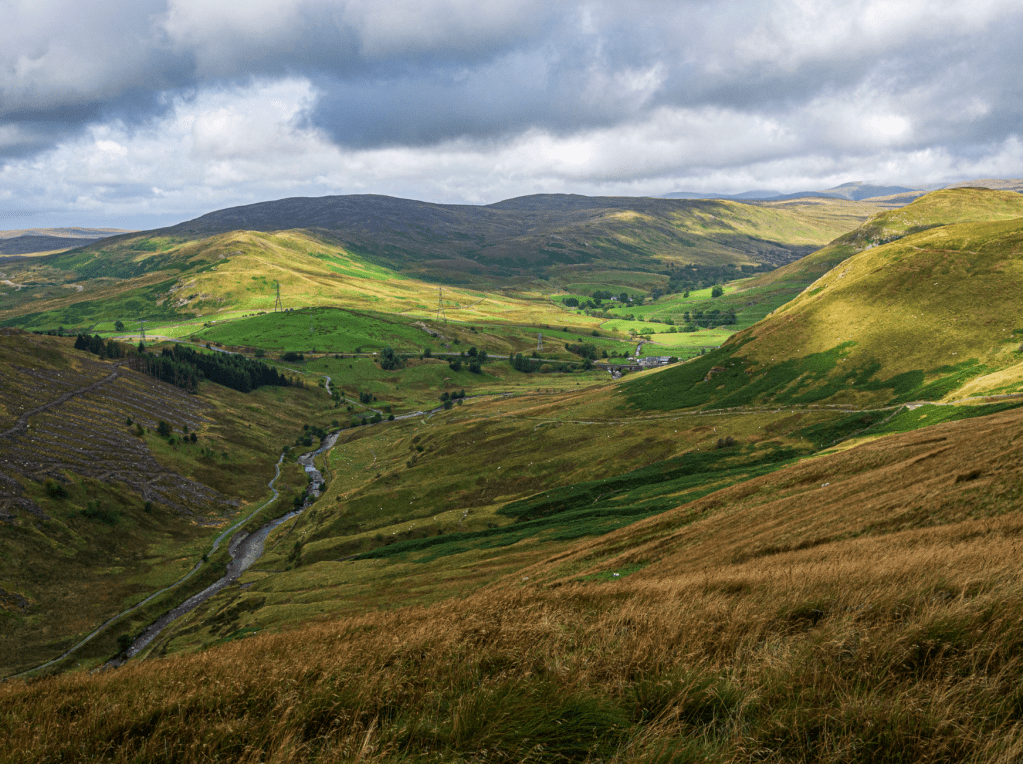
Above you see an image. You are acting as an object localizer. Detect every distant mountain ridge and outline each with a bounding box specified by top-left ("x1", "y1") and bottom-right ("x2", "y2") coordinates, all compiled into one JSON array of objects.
[
  {"x1": 664, "y1": 178, "x2": 1023, "y2": 204},
  {"x1": 151, "y1": 192, "x2": 872, "y2": 280},
  {"x1": 0, "y1": 227, "x2": 133, "y2": 256}
]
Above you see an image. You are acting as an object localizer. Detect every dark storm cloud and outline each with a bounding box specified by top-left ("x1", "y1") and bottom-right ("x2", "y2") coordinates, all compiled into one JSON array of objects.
[{"x1": 5, "y1": 0, "x2": 1022, "y2": 158}]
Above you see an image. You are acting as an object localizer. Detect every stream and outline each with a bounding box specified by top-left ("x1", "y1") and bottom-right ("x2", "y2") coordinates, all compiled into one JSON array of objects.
[{"x1": 107, "y1": 432, "x2": 340, "y2": 667}]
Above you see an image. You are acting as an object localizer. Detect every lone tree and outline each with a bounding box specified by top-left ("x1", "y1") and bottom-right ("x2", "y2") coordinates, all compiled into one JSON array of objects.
[{"x1": 711, "y1": 285, "x2": 724, "y2": 298}]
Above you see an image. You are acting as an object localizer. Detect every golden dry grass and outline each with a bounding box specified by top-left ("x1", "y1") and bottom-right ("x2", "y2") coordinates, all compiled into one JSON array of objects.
[{"x1": 5, "y1": 404, "x2": 1023, "y2": 762}]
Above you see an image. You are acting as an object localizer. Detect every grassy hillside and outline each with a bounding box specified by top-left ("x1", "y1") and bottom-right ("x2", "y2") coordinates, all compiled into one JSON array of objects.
[
  {"x1": 164, "y1": 193, "x2": 876, "y2": 279},
  {"x1": 569, "y1": 191, "x2": 1023, "y2": 344},
  {"x1": 0, "y1": 330, "x2": 342, "y2": 676},
  {"x1": 747, "y1": 187, "x2": 1023, "y2": 296},
  {"x1": 625, "y1": 189, "x2": 1023, "y2": 410},
  {"x1": 13, "y1": 187, "x2": 1023, "y2": 761},
  {"x1": 0, "y1": 195, "x2": 877, "y2": 337},
  {"x1": 5, "y1": 392, "x2": 1023, "y2": 762}
]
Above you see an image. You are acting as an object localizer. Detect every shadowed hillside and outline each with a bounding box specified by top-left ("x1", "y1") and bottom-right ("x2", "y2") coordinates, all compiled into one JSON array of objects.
[
  {"x1": 0, "y1": 228, "x2": 129, "y2": 256},
  {"x1": 161, "y1": 193, "x2": 873, "y2": 276}
]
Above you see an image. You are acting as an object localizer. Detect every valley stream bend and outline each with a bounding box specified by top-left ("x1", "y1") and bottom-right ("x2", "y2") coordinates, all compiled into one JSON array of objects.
[{"x1": 107, "y1": 432, "x2": 340, "y2": 668}]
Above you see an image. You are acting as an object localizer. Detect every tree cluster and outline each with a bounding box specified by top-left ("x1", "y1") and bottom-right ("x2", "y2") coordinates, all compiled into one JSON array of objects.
[
  {"x1": 666, "y1": 262, "x2": 771, "y2": 294},
  {"x1": 74, "y1": 333, "x2": 128, "y2": 359},
  {"x1": 126, "y1": 353, "x2": 201, "y2": 392},
  {"x1": 124, "y1": 344, "x2": 293, "y2": 393},
  {"x1": 448, "y1": 347, "x2": 487, "y2": 373},
  {"x1": 682, "y1": 308, "x2": 737, "y2": 329},
  {"x1": 169, "y1": 344, "x2": 290, "y2": 393},
  {"x1": 564, "y1": 342, "x2": 599, "y2": 360},
  {"x1": 378, "y1": 347, "x2": 404, "y2": 370}
]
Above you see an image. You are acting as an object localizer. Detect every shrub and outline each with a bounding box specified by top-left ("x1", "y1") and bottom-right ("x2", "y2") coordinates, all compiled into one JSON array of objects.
[
  {"x1": 44, "y1": 480, "x2": 68, "y2": 499},
  {"x1": 81, "y1": 501, "x2": 119, "y2": 525},
  {"x1": 157, "y1": 420, "x2": 172, "y2": 437}
]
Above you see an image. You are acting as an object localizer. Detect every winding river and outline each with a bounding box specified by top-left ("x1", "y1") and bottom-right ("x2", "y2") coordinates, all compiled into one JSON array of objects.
[{"x1": 107, "y1": 431, "x2": 341, "y2": 665}]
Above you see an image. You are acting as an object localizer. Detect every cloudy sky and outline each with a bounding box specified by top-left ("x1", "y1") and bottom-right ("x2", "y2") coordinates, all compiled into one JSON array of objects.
[{"x1": 2, "y1": 0, "x2": 1023, "y2": 230}]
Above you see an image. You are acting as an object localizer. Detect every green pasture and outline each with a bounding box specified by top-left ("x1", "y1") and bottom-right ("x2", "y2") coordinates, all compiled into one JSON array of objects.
[
  {"x1": 636, "y1": 329, "x2": 732, "y2": 352},
  {"x1": 563, "y1": 277, "x2": 666, "y2": 296},
  {"x1": 292, "y1": 352, "x2": 614, "y2": 415},
  {"x1": 191, "y1": 307, "x2": 430, "y2": 353}
]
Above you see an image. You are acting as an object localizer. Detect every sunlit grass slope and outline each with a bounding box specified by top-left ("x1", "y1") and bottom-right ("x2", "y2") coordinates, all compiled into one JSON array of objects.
[
  {"x1": 749, "y1": 187, "x2": 1023, "y2": 294},
  {"x1": 0, "y1": 229, "x2": 586, "y2": 331},
  {"x1": 626, "y1": 190, "x2": 1023, "y2": 410},
  {"x1": 6, "y1": 402, "x2": 1023, "y2": 762}
]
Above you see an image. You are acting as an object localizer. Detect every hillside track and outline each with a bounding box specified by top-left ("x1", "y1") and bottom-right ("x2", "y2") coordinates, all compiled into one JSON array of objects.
[
  {"x1": 0, "y1": 369, "x2": 120, "y2": 440},
  {"x1": 0, "y1": 347, "x2": 233, "y2": 523}
]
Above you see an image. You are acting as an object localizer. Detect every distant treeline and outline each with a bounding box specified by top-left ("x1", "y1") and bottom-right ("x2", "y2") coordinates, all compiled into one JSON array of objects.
[
  {"x1": 510, "y1": 353, "x2": 583, "y2": 373},
  {"x1": 682, "y1": 307, "x2": 738, "y2": 329},
  {"x1": 74, "y1": 334, "x2": 295, "y2": 393},
  {"x1": 126, "y1": 352, "x2": 201, "y2": 392}
]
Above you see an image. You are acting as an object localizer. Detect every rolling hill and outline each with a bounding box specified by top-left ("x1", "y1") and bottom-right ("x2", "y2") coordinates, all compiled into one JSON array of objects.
[
  {"x1": 0, "y1": 194, "x2": 878, "y2": 335},
  {"x1": 626, "y1": 188, "x2": 1023, "y2": 411},
  {"x1": 5, "y1": 355, "x2": 1023, "y2": 762},
  {"x1": 162, "y1": 193, "x2": 874, "y2": 275}
]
